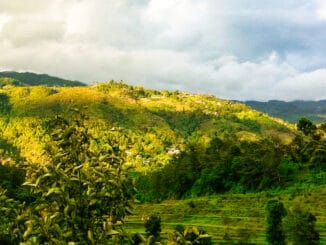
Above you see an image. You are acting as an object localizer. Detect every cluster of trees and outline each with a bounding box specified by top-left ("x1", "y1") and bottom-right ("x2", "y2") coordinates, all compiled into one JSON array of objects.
[{"x1": 136, "y1": 118, "x2": 326, "y2": 202}]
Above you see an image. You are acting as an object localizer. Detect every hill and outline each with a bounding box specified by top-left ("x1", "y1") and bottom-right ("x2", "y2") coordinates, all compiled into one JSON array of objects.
[
  {"x1": 245, "y1": 100, "x2": 326, "y2": 123},
  {"x1": 2, "y1": 79, "x2": 325, "y2": 195},
  {"x1": 0, "y1": 80, "x2": 295, "y2": 167},
  {"x1": 0, "y1": 71, "x2": 86, "y2": 87},
  {"x1": 0, "y1": 78, "x2": 325, "y2": 244}
]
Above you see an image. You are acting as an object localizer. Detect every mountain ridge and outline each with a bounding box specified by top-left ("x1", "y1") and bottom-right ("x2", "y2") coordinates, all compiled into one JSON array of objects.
[
  {"x1": 244, "y1": 100, "x2": 326, "y2": 123},
  {"x1": 0, "y1": 71, "x2": 86, "y2": 87}
]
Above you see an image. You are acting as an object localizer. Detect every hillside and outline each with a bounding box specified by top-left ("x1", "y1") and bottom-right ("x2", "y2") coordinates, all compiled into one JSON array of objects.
[
  {"x1": 0, "y1": 79, "x2": 325, "y2": 244},
  {"x1": 0, "y1": 80, "x2": 295, "y2": 167},
  {"x1": 245, "y1": 100, "x2": 326, "y2": 124},
  {"x1": 0, "y1": 71, "x2": 86, "y2": 87}
]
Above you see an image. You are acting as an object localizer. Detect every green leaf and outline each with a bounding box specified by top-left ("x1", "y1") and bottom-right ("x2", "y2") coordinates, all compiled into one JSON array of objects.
[{"x1": 45, "y1": 187, "x2": 61, "y2": 196}]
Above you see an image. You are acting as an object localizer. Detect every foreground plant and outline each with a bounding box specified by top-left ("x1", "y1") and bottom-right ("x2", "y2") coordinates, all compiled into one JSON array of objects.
[{"x1": 20, "y1": 109, "x2": 134, "y2": 244}]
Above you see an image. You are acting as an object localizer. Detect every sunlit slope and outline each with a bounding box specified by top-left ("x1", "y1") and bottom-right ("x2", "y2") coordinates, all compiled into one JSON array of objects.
[{"x1": 0, "y1": 81, "x2": 295, "y2": 167}]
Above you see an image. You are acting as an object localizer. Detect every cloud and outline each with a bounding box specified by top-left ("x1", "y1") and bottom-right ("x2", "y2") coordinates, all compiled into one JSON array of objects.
[
  {"x1": 0, "y1": 0, "x2": 325, "y2": 101},
  {"x1": 317, "y1": 0, "x2": 326, "y2": 20},
  {"x1": 0, "y1": 17, "x2": 65, "y2": 47}
]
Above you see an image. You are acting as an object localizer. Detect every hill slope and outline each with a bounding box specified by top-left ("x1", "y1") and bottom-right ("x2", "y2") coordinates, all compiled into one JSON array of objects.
[
  {"x1": 0, "y1": 71, "x2": 86, "y2": 87},
  {"x1": 0, "y1": 80, "x2": 295, "y2": 168},
  {"x1": 0, "y1": 77, "x2": 325, "y2": 244}
]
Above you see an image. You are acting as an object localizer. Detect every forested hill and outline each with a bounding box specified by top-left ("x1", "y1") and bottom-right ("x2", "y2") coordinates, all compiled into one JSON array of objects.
[
  {"x1": 1, "y1": 77, "x2": 326, "y2": 244},
  {"x1": 245, "y1": 100, "x2": 326, "y2": 123},
  {"x1": 0, "y1": 71, "x2": 86, "y2": 87},
  {"x1": 0, "y1": 80, "x2": 296, "y2": 167}
]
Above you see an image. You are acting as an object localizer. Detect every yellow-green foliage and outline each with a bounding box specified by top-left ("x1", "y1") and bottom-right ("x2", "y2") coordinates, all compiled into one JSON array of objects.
[{"x1": 0, "y1": 81, "x2": 296, "y2": 170}]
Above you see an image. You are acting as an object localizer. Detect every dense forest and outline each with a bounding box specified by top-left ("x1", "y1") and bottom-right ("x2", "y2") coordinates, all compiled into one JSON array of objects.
[{"x1": 0, "y1": 73, "x2": 325, "y2": 244}]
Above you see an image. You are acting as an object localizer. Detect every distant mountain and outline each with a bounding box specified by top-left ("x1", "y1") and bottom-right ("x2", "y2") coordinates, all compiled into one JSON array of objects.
[
  {"x1": 245, "y1": 100, "x2": 326, "y2": 123},
  {"x1": 0, "y1": 71, "x2": 86, "y2": 87}
]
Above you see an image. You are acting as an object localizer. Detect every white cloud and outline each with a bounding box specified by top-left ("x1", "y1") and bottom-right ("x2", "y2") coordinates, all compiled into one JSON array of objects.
[
  {"x1": 0, "y1": 0, "x2": 325, "y2": 101},
  {"x1": 317, "y1": 0, "x2": 326, "y2": 20},
  {"x1": 274, "y1": 69, "x2": 326, "y2": 100}
]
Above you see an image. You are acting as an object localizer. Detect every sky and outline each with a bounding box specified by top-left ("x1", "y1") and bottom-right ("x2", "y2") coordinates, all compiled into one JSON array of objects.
[{"x1": 0, "y1": 0, "x2": 326, "y2": 101}]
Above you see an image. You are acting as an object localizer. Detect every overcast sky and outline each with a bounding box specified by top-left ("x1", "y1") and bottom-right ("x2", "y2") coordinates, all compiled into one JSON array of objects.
[{"x1": 0, "y1": 0, "x2": 326, "y2": 101}]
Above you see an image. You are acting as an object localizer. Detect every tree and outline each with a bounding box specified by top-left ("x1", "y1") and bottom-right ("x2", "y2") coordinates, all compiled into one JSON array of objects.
[
  {"x1": 20, "y1": 110, "x2": 134, "y2": 244},
  {"x1": 297, "y1": 118, "x2": 317, "y2": 136},
  {"x1": 144, "y1": 215, "x2": 161, "y2": 244},
  {"x1": 287, "y1": 203, "x2": 320, "y2": 245},
  {"x1": 145, "y1": 215, "x2": 161, "y2": 238},
  {"x1": 266, "y1": 200, "x2": 287, "y2": 245}
]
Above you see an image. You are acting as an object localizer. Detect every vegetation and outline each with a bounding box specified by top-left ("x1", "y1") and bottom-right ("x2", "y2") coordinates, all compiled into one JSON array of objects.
[
  {"x1": 286, "y1": 201, "x2": 320, "y2": 245},
  {"x1": 245, "y1": 100, "x2": 326, "y2": 123},
  {"x1": 0, "y1": 71, "x2": 85, "y2": 87},
  {"x1": 0, "y1": 76, "x2": 325, "y2": 243},
  {"x1": 145, "y1": 215, "x2": 162, "y2": 238},
  {"x1": 266, "y1": 200, "x2": 287, "y2": 245}
]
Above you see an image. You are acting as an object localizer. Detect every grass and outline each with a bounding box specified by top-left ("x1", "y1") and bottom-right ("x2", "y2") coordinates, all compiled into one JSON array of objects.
[{"x1": 126, "y1": 185, "x2": 326, "y2": 244}]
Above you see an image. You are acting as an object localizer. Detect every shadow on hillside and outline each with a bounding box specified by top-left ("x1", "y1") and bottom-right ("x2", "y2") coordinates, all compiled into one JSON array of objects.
[
  {"x1": 0, "y1": 136, "x2": 28, "y2": 199},
  {"x1": 152, "y1": 109, "x2": 211, "y2": 136},
  {"x1": 0, "y1": 93, "x2": 12, "y2": 114}
]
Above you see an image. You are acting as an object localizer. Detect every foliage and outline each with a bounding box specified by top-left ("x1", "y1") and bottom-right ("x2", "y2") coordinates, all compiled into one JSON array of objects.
[
  {"x1": 0, "y1": 78, "x2": 326, "y2": 243},
  {"x1": 291, "y1": 134, "x2": 326, "y2": 169},
  {"x1": 0, "y1": 79, "x2": 298, "y2": 171},
  {"x1": 266, "y1": 199, "x2": 287, "y2": 245},
  {"x1": 167, "y1": 226, "x2": 212, "y2": 245},
  {"x1": 19, "y1": 110, "x2": 134, "y2": 244},
  {"x1": 0, "y1": 187, "x2": 23, "y2": 244},
  {"x1": 286, "y1": 202, "x2": 320, "y2": 245},
  {"x1": 137, "y1": 135, "x2": 303, "y2": 201},
  {"x1": 144, "y1": 215, "x2": 161, "y2": 238},
  {"x1": 0, "y1": 163, "x2": 25, "y2": 199},
  {"x1": 0, "y1": 93, "x2": 12, "y2": 114},
  {"x1": 297, "y1": 117, "x2": 317, "y2": 136}
]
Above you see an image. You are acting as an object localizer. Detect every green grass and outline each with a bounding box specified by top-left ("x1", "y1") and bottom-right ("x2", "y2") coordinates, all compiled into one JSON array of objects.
[{"x1": 126, "y1": 185, "x2": 326, "y2": 244}]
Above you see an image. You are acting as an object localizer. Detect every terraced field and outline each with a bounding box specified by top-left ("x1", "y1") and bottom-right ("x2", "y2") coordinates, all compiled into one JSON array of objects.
[{"x1": 126, "y1": 185, "x2": 326, "y2": 244}]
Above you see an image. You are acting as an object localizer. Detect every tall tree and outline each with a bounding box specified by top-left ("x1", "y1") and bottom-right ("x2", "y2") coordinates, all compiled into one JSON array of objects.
[{"x1": 266, "y1": 200, "x2": 287, "y2": 245}]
